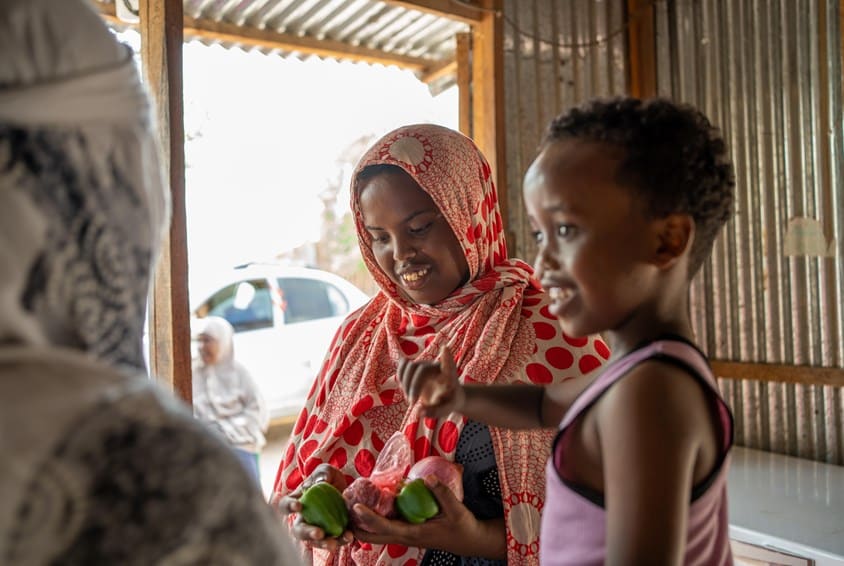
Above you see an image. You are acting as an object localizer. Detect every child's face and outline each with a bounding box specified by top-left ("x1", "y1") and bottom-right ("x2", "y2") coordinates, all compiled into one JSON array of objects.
[{"x1": 524, "y1": 140, "x2": 661, "y2": 339}]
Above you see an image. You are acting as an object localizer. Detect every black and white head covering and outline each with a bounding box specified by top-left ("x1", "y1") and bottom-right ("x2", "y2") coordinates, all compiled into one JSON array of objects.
[
  {"x1": 0, "y1": 0, "x2": 168, "y2": 369},
  {"x1": 0, "y1": 2, "x2": 300, "y2": 564}
]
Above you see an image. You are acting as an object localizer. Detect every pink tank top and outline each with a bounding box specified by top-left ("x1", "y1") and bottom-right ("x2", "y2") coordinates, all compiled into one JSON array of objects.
[{"x1": 540, "y1": 339, "x2": 734, "y2": 565}]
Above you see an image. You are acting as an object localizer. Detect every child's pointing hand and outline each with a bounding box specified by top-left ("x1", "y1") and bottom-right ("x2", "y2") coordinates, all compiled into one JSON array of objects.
[{"x1": 399, "y1": 346, "x2": 465, "y2": 417}]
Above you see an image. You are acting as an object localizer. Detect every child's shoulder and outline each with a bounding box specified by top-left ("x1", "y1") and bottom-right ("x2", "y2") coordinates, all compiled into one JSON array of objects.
[
  {"x1": 559, "y1": 336, "x2": 717, "y2": 433},
  {"x1": 613, "y1": 336, "x2": 710, "y2": 392},
  {"x1": 615, "y1": 337, "x2": 711, "y2": 384},
  {"x1": 595, "y1": 346, "x2": 716, "y2": 435},
  {"x1": 610, "y1": 355, "x2": 708, "y2": 401}
]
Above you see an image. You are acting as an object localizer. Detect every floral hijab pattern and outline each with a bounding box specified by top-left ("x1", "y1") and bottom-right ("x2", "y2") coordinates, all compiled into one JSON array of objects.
[{"x1": 274, "y1": 124, "x2": 607, "y2": 565}]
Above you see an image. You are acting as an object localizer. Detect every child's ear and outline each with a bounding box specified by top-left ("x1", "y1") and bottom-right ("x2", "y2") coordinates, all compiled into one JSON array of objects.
[{"x1": 652, "y1": 214, "x2": 694, "y2": 269}]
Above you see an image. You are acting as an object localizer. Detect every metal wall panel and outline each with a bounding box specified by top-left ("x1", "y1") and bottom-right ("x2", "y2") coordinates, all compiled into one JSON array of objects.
[
  {"x1": 502, "y1": 0, "x2": 628, "y2": 262},
  {"x1": 502, "y1": 0, "x2": 842, "y2": 465},
  {"x1": 655, "y1": 0, "x2": 843, "y2": 464}
]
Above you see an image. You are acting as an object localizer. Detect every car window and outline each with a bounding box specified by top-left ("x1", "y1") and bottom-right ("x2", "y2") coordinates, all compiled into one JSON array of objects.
[
  {"x1": 202, "y1": 279, "x2": 274, "y2": 332},
  {"x1": 326, "y1": 284, "x2": 350, "y2": 316},
  {"x1": 277, "y1": 277, "x2": 349, "y2": 324}
]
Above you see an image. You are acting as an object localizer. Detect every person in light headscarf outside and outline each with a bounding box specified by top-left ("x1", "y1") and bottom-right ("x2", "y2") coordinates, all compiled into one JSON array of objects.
[
  {"x1": 0, "y1": 0, "x2": 299, "y2": 563},
  {"x1": 274, "y1": 124, "x2": 609, "y2": 566},
  {"x1": 193, "y1": 316, "x2": 269, "y2": 485}
]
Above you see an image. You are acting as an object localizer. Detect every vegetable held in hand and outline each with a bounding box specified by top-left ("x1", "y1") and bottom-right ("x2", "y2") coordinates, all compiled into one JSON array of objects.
[
  {"x1": 299, "y1": 482, "x2": 349, "y2": 537},
  {"x1": 340, "y1": 434, "x2": 465, "y2": 527},
  {"x1": 395, "y1": 478, "x2": 439, "y2": 523},
  {"x1": 407, "y1": 456, "x2": 464, "y2": 501},
  {"x1": 342, "y1": 432, "x2": 410, "y2": 530},
  {"x1": 395, "y1": 456, "x2": 464, "y2": 524},
  {"x1": 342, "y1": 476, "x2": 397, "y2": 530}
]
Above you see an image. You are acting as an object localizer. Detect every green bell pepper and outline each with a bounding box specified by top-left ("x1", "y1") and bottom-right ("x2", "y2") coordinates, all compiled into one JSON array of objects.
[
  {"x1": 299, "y1": 482, "x2": 349, "y2": 537},
  {"x1": 396, "y1": 478, "x2": 439, "y2": 524}
]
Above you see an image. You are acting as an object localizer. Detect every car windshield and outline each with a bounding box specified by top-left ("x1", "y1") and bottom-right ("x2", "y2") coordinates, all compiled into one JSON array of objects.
[{"x1": 276, "y1": 277, "x2": 348, "y2": 324}]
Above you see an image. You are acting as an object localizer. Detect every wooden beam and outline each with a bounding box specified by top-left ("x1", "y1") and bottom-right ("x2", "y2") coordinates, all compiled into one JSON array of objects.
[
  {"x1": 183, "y1": 16, "x2": 435, "y2": 71},
  {"x1": 140, "y1": 0, "x2": 192, "y2": 404},
  {"x1": 96, "y1": 3, "x2": 438, "y2": 73},
  {"x1": 94, "y1": 1, "x2": 117, "y2": 19},
  {"x1": 420, "y1": 58, "x2": 456, "y2": 84},
  {"x1": 711, "y1": 361, "x2": 844, "y2": 387},
  {"x1": 456, "y1": 32, "x2": 471, "y2": 137},
  {"x1": 471, "y1": 0, "x2": 508, "y2": 247},
  {"x1": 382, "y1": 0, "x2": 483, "y2": 25},
  {"x1": 625, "y1": 0, "x2": 657, "y2": 99}
]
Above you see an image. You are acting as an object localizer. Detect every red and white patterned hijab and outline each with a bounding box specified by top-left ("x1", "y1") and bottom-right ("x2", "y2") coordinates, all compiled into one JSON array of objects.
[{"x1": 273, "y1": 124, "x2": 607, "y2": 565}]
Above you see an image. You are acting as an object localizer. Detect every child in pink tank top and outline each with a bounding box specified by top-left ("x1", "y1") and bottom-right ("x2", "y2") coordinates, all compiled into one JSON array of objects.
[{"x1": 398, "y1": 98, "x2": 736, "y2": 564}]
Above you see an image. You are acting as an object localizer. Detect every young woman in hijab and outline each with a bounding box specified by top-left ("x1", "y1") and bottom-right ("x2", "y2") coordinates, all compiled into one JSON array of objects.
[
  {"x1": 0, "y1": 0, "x2": 298, "y2": 563},
  {"x1": 193, "y1": 316, "x2": 269, "y2": 484},
  {"x1": 274, "y1": 124, "x2": 609, "y2": 566}
]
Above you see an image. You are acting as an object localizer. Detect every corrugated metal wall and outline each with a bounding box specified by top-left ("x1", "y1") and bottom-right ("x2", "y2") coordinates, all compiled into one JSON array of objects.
[
  {"x1": 501, "y1": 0, "x2": 843, "y2": 465},
  {"x1": 654, "y1": 0, "x2": 843, "y2": 465},
  {"x1": 502, "y1": 0, "x2": 628, "y2": 261}
]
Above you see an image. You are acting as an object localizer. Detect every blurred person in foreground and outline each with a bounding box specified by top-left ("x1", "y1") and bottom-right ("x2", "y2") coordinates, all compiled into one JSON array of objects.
[
  {"x1": 193, "y1": 316, "x2": 269, "y2": 485},
  {"x1": 0, "y1": 0, "x2": 298, "y2": 563}
]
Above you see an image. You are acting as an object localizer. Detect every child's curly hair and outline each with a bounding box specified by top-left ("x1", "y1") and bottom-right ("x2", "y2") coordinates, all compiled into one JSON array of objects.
[{"x1": 544, "y1": 97, "x2": 735, "y2": 277}]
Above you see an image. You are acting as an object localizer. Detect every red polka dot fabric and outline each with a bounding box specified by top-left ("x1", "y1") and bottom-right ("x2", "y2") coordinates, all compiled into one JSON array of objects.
[{"x1": 273, "y1": 125, "x2": 606, "y2": 566}]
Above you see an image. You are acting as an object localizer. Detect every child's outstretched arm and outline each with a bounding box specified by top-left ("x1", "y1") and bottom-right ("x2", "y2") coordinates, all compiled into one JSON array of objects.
[{"x1": 399, "y1": 346, "x2": 589, "y2": 429}]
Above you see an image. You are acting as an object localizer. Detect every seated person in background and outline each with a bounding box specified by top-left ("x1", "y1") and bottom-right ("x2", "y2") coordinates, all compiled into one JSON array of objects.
[
  {"x1": 0, "y1": 0, "x2": 298, "y2": 563},
  {"x1": 273, "y1": 123, "x2": 607, "y2": 565},
  {"x1": 193, "y1": 316, "x2": 269, "y2": 485}
]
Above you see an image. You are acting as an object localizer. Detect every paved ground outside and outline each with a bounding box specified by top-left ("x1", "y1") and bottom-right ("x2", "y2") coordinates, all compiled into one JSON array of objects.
[{"x1": 259, "y1": 420, "x2": 294, "y2": 498}]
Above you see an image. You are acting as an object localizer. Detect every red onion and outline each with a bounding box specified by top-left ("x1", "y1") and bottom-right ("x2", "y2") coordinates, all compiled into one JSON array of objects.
[
  {"x1": 407, "y1": 456, "x2": 464, "y2": 501},
  {"x1": 342, "y1": 477, "x2": 396, "y2": 530},
  {"x1": 341, "y1": 433, "x2": 411, "y2": 529}
]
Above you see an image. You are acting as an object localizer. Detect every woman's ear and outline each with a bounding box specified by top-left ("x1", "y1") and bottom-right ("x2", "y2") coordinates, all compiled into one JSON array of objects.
[{"x1": 653, "y1": 214, "x2": 694, "y2": 269}]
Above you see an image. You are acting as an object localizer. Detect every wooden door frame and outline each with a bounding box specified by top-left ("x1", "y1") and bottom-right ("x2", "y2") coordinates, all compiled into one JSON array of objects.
[
  {"x1": 132, "y1": 0, "x2": 509, "y2": 401},
  {"x1": 140, "y1": 0, "x2": 192, "y2": 403}
]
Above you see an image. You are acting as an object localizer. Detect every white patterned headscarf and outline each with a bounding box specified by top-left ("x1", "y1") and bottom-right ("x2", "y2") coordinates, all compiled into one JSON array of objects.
[
  {"x1": 0, "y1": 4, "x2": 303, "y2": 565},
  {"x1": 0, "y1": 0, "x2": 169, "y2": 369}
]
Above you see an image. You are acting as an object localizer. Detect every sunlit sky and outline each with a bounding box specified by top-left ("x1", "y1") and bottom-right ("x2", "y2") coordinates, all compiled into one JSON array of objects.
[{"x1": 118, "y1": 31, "x2": 457, "y2": 299}]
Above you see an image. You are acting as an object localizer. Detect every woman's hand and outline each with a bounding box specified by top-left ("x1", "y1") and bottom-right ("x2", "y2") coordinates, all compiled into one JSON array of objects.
[
  {"x1": 399, "y1": 346, "x2": 465, "y2": 418},
  {"x1": 271, "y1": 463, "x2": 354, "y2": 552},
  {"x1": 350, "y1": 478, "x2": 506, "y2": 559}
]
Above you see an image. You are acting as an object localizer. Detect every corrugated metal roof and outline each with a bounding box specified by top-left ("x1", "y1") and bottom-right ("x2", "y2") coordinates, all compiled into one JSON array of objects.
[{"x1": 93, "y1": 0, "x2": 470, "y2": 83}]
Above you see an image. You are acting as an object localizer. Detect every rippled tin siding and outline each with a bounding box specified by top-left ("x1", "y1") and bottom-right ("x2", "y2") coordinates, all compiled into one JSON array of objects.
[
  {"x1": 502, "y1": 0, "x2": 628, "y2": 260},
  {"x1": 653, "y1": 0, "x2": 843, "y2": 464},
  {"x1": 182, "y1": 0, "x2": 468, "y2": 62}
]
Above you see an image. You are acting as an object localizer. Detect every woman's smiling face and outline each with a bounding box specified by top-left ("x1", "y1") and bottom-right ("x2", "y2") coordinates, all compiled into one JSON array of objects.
[{"x1": 358, "y1": 167, "x2": 469, "y2": 305}]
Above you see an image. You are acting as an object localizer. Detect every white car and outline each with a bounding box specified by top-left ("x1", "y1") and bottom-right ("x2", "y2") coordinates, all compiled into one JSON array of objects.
[{"x1": 191, "y1": 264, "x2": 369, "y2": 420}]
